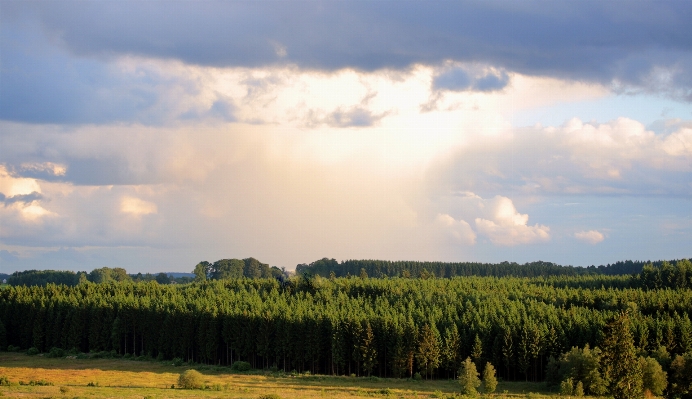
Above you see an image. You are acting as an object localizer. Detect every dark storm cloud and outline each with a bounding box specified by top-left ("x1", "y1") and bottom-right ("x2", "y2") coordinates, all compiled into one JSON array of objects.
[
  {"x1": 2, "y1": 1, "x2": 692, "y2": 125},
  {"x1": 10, "y1": 2, "x2": 692, "y2": 84}
]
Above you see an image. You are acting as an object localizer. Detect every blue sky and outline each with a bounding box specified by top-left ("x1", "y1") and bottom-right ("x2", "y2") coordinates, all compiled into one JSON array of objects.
[{"x1": 1, "y1": 1, "x2": 691, "y2": 273}]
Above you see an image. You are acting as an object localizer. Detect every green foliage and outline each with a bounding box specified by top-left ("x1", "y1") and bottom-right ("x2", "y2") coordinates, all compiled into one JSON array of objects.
[
  {"x1": 26, "y1": 347, "x2": 39, "y2": 355},
  {"x1": 47, "y1": 347, "x2": 66, "y2": 358},
  {"x1": 0, "y1": 375, "x2": 9, "y2": 386},
  {"x1": 88, "y1": 267, "x2": 130, "y2": 283},
  {"x1": 177, "y1": 369, "x2": 204, "y2": 389},
  {"x1": 458, "y1": 357, "x2": 480, "y2": 396},
  {"x1": 231, "y1": 361, "x2": 252, "y2": 371},
  {"x1": 669, "y1": 352, "x2": 692, "y2": 398},
  {"x1": 8, "y1": 270, "x2": 80, "y2": 287},
  {"x1": 559, "y1": 377, "x2": 573, "y2": 395},
  {"x1": 639, "y1": 356, "x2": 667, "y2": 396},
  {"x1": 416, "y1": 324, "x2": 441, "y2": 379},
  {"x1": 602, "y1": 311, "x2": 643, "y2": 399},
  {"x1": 258, "y1": 394, "x2": 282, "y2": 399},
  {"x1": 554, "y1": 345, "x2": 607, "y2": 396},
  {"x1": 482, "y1": 362, "x2": 498, "y2": 394},
  {"x1": 574, "y1": 380, "x2": 584, "y2": 396}
]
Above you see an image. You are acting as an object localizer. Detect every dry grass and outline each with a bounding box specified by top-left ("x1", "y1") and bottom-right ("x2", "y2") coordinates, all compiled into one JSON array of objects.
[{"x1": 0, "y1": 353, "x2": 573, "y2": 399}]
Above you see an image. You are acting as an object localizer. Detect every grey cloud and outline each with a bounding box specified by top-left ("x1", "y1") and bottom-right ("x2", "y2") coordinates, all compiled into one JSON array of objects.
[
  {"x1": 325, "y1": 107, "x2": 388, "y2": 128},
  {"x1": 6, "y1": 2, "x2": 692, "y2": 95},
  {"x1": 0, "y1": 192, "x2": 44, "y2": 205},
  {"x1": 434, "y1": 68, "x2": 510, "y2": 92}
]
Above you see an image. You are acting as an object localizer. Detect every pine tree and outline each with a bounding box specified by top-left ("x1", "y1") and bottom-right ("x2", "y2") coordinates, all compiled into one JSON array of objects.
[
  {"x1": 458, "y1": 357, "x2": 481, "y2": 396},
  {"x1": 602, "y1": 311, "x2": 643, "y2": 399}
]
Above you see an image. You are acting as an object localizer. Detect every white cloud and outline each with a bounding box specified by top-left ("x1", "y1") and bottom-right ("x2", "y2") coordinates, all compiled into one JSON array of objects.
[
  {"x1": 0, "y1": 165, "x2": 41, "y2": 197},
  {"x1": 435, "y1": 213, "x2": 476, "y2": 245},
  {"x1": 121, "y1": 196, "x2": 157, "y2": 216},
  {"x1": 575, "y1": 230, "x2": 605, "y2": 244},
  {"x1": 473, "y1": 196, "x2": 550, "y2": 246}
]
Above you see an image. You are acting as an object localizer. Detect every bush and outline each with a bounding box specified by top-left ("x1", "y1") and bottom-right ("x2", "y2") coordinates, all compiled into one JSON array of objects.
[
  {"x1": 0, "y1": 376, "x2": 10, "y2": 386},
  {"x1": 26, "y1": 347, "x2": 39, "y2": 356},
  {"x1": 231, "y1": 361, "x2": 252, "y2": 371},
  {"x1": 413, "y1": 372, "x2": 422, "y2": 381},
  {"x1": 7, "y1": 345, "x2": 20, "y2": 352},
  {"x1": 258, "y1": 394, "x2": 281, "y2": 399},
  {"x1": 172, "y1": 357, "x2": 184, "y2": 366},
  {"x1": 560, "y1": 377, "x2": 574, "y2": 396},
  {"x1": 59, "y1": 386, "x2": 70, "y2": 394},
  {"x1": 178, "y1": 369, "x2": 204, "y2": 389},
  {"x1": 575, "y1": 380, "x2": 584, "y2": 396},
  {"x1": 47, "y1": 347, "x2": 66, "y2": 358}
]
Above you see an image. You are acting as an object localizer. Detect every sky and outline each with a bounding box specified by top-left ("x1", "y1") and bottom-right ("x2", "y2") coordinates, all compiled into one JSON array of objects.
[{"x1": 1, "y1": 1, "x2": 691, "y2": 274}]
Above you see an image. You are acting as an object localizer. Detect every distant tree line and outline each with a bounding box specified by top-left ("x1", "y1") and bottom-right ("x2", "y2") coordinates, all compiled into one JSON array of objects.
[
  {"x1": 295, "y1": 258, "x2": 674, "y2": 279},
  {"x1": 6, "y1": 267, "x2": 193, "y2": 287},
  {"x1": 1, "y1": 269, "x2": 692, "y2": 396},
  {"x1": 193, "y1": 258, "x2": 286, "y2": 281}
]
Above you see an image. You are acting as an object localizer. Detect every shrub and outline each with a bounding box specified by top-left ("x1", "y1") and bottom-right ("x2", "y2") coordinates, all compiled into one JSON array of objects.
[
  {"x1": 87, "y1": 381, "x2": 99, "y2": 387},
  {"x1": 413, "y1": 372, "x2": 422, "y2": 381},
  {"x1": 574, "y1": 380, "x2": 584, "y2": 396},
  {"x1": 231, "y1": 361, "x2": 251, "y2": 371},
  {"x1": 47, "y1": 347, "x2": 66, "y2": 358},
  {"x1": 59, "y1": 386, "x2": 70, "y2": 394},
  {"x1": 258, "y1": 394, "x2": 281, "y2": 399},
  {"x1": 6, "y1": 345, "x2": 20, "y2": 352},
  {"x1": 172, "y1": 357, "x2": 184, "y2": 366},
  {"x1": 178, "y1": 369, "x2": 204, "y2": 389},
  {"x1": 0, "y1": 376, "x2": 10, "y2": 386},
  {"x1": 560, "y1": 377, "x2": 574, "y2": 396},
  {"x1": 26, "y1": 347, "x2": 39, "y2": 356}
]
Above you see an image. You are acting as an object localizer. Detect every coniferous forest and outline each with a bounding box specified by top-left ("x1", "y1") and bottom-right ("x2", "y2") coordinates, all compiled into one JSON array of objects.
[{"x1": 1, "y1": 259, "x2": 692, "y2": 397}]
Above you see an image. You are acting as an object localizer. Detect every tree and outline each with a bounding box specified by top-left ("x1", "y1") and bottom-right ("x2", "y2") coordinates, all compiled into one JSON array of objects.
[
  {"x1": 471, "y1": 334, "x2": 483, "y2": 370},
  {"x1": 155, "y1": 273, "x2": 170, "y2": 284},
  {"x1": 458, "y1": 357, "x2": 481, "y2": 396},
  {"x1": 601, "y1": 311, "x2": 643, "y2": 399},
  {"x1": 669, "y1": 353, "x2": 692, "y2": 398},
  {"x1": 359, "y1": 322, "x2": 378, "y2": 376},
  {"x1": 442, "y1": 325, "x2": 461, "y2": 378},
  {"x1": 482, "y1": 362, "x2": 498, "y2": 394},
  {"x1": 416, "y1": 324, "x2": 441, "y2": 379},
  {"x1": 639, "y1": 356, "x2": 667, "y2": 396},
  {"x1": 193, "y1": 261, "x2": 211, "y2": 282}
]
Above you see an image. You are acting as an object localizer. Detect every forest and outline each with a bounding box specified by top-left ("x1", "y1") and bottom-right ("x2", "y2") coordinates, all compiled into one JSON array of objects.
[{"x1": 1, "y1": 259, "x2": 691, "y2": 397}]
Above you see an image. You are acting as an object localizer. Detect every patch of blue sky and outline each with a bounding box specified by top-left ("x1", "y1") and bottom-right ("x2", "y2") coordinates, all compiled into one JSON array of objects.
[{"x1": 511, "y1": 93, "x2": 692, "y2": 129}]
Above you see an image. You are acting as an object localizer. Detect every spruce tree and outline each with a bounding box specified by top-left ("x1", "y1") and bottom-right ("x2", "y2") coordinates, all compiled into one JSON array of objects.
[
  {"x1": 458, "y1": 357, "x2": 481, "y2": 396},
  {"x1": 482, "y1": 362, "x2": 498, "y2": 394},
  {"x1": 602, "y1": 311, "x2": 643, "y2": 399}
]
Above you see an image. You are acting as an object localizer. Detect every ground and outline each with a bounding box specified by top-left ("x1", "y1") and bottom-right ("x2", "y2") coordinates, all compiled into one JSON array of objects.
[{"x1": 0, "y1": 352, "x2": 577, "y2": 398}]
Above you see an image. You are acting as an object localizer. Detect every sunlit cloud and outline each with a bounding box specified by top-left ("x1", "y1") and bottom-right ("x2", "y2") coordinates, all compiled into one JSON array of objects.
[{"x1": 575, "y1": 230, "x2": 605, "y2": 245}]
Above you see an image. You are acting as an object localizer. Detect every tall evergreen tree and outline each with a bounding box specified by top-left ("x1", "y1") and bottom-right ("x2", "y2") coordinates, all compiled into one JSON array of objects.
[{"x1": 602, "y1": 311, "x2": 643, "y2": 399}]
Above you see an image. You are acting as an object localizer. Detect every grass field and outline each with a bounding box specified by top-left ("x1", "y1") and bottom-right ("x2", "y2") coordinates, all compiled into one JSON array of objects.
[{"x1": 0, "y1": 352, "x2": 574, "y2": 398}]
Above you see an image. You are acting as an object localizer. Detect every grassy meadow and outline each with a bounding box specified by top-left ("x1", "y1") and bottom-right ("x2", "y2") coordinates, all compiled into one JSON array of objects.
[{"x1": 0, "y1": 352, "x2": 575, "y2": 399}]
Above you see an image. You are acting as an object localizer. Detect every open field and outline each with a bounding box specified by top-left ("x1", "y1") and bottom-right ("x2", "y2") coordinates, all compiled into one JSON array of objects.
[{"x1": 0, "y1": 353, "x2": 576, "y2": 399}]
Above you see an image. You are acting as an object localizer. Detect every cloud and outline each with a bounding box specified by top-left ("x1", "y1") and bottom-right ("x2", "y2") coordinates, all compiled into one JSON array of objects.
[
  {"x1": 434, "y1": 66, "x2": 510, "y2": 92},
  {"x1": 433, "y1": 118, "x2": 692, "y2": 197},
  {"x1": 575, "y1": 230, "x2": 605, "y2": 244},
  {"x1": 5, "y1": 1, "x2": 692, "y2": 99},
  {"x1": 435, "y1": 214, "x2": 476, "y2": 245},
  {"x1": 121, "y1": 196, "x2": 157, "y2": 216},
  {"x1": 473, "y1": 196, "x2": 550, "y2": 246}
]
